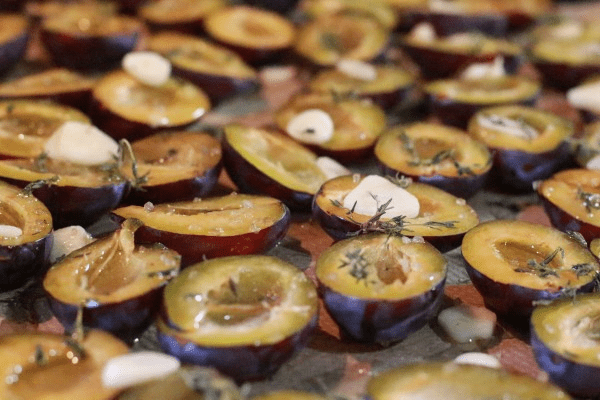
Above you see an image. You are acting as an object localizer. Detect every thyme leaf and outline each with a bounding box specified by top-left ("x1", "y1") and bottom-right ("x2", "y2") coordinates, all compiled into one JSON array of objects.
[
  {"x1": 339, "y1": 248, "x2": 371, "y2": 285},
  {"x1": 578, "y1": 187, "x2": 600, "y2": 213},
  {"x1": 21, "y1": 176, "x2": 60, "y2": 196},
  {"x1": 516, "y1": 247, "x2": 563, "y2": 278}
]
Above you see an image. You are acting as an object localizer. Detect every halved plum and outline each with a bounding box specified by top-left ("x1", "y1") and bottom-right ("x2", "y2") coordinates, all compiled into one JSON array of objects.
[
  {"x1": 531, "y1": 293, "x2": 600, "y2": 398},
  {"x1": 274, "y1": 92, "x2": 387, "y2": 163},
  {"x1": 203, "y1": 6, "x2": 296, "y2": 66},
  {"x1": 0, "y1": 69, "x2": 95, "y2": 111},
  {"x1": 424, "y1": 75, "x2": 541, "y2": 128},
  {"x1": 300, "y1": 0, "x2": 399, "y2": 31},
  {"x1": 121, "y1": 130, "x2": 222, "y2": 204},
  {"x1": 139, "y1": 0, "x2": 226, "y2": 33},
  {"x1": 294, "y1": 14, "x2": 389, "y2": 67},
  {"x1": 316, "y1": 233, "x2": 446, "y2": 343},
  {"x1": 90, "y1": 71, "x2": 211, "y2": 141},
  {"x1": 0, "y1": 180, "x2": 52, "y2": 291},
  {"x1": 43, "y1": 219, "x2": 181, "y2": 344},
  {"x1": 366, "y1": 361, "x2": 572, "y2": 400},
  {"x1": 0, "y1": 14, "x2": 29, "y2": 76},
  {"x1": 374, "y1": 122, "x2": 492, "y2": 198},
  {"x1": 538, "y1": 169, "x2": 600, "y2": 243},
  {"x1": 112, "y1": 193, "x2": 290, "y2": 266},
  {"x1": 156, "y1": 255, "x2": 318, "y2": 382},
  {"x1": 308, "y1": 64, "x2": 415, "y2": 111},
  {"x1": 0, "y1": 157, "x2": 128, "y2": 228},
  {"x1": 468, "y1": 105, "x2": 574, "y2": 192},
  {"x1": 147, "y1": 31, "x2": 258, "y2": 103},
  {"x1": 0, "y1": 330, "x2": 129, "y2": 400},
  {"x1": 313, "y1": 174, "x2": 479, "y2": 252},
  {"x1": 40, "y1": 10, "x2": 143, "y2": 71},
  {"x1": 222, "y1": 125, "x2": 329, "y2": 211},
  {"x1": 0, "y1": 100, "x2": 91, "y2": 159},
  {"x1": 401, "y1": 29, "x2": 523, "y2": 79},
  {"x1": 461, "y1": 219, "x2": 600, "y2": 318}
]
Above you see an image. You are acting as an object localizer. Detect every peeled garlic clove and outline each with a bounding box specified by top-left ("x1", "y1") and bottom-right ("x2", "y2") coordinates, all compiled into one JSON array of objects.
[
  {"x1": 587, "y1": 154, "x2": 600, "y2": 170},
  {"x1": 567, "y1": 80, "x2": 600, "y2": 114},
  {"x1": 343, "y1": 175, "x2": 420, "y2": 219},
  {"x1": 44, "y1": 121, "x2": 119, "y2": 166},
  {"x1": 0, "y1": 225, "x2": 22, "y2": 238},
  {"x1": 316, "y1": 156, "x2": 351, "y2": 180},
  {"x1": 102, "y1": 351, "x2": 181, "y2": 389},
  {"x1": 50, "y1": 225, "x2": 94, "y2": 263},
  {"x1": 454, "y1": 352, "x2": 501, "y2": 369},
  {"x1": 122, "y1": 51, "x2": 172, "y2": 87},
  {"x1": 437, "y1": 304, "x2": 496, "y2": 344},
  {"x1": 336, "y1": 59, "x2": 377, "y2": 81},
  {"x1": 286, "y1": 109, "x2": 334, "y2": 145}
]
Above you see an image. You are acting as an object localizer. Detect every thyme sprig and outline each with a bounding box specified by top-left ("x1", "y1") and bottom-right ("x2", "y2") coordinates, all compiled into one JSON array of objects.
[
  {"x1": 516, "y1": 247, "x2": 564, "y2": 278},
  {"x1": 577, "y1": 187, "x2": 600, "y2": 213},
  {"x1": 118, "y1": 138, "x2": 148, "y2": 190},
  {"x1": 21, "y1": 176, "x2": 60, "y2": 196},
  {"x1": 338, "y1": 248, "x2": 372, "y2": 285}
]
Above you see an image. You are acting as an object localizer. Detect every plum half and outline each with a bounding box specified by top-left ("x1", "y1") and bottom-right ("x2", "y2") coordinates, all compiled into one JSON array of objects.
[
  {"x1": 0, "y1": 157, "x2": 128, "y2": 228},
  {"x1": 312, "y1": 174, "x2": 479, "y2": 252},
  {"x1": 112, "y1": 193, "x2": 291, "y2": 266},
  {"x1": 90, "y1": 71, "x2": 211, "y2": 141},
  {"x1": 366, "y1": 361, "x2": 573, "y2": 400},
  {"x1": 316, "y1": 233, "x2": 446, "y2": 343},
  {"x1": 374, "y1": 122, "x2": 492, "y2": 198},
  {"x1": 147, "y1": 31, "x2": 258, "y2": 103},
  {"x1": 531, "y1": 293, "x2": 600, "y2": 398},
  {"x1": 139, "y1": 0, "x2": 226, "y2": 33},
  {"x1": 0, "y1": 14, "x2": 29, "y2": 76},
  {"x1": 43, "y1": 218, "x2": 181, "y2": 344},
  {"x1": 538, "y1": 169, "x2": 600, "y2": 243},
  {"x1": 0, "y1": 100, "x2": 91, "y2": 159},
  {"x1": 222, "y1": 125, "x2": 329, "y2": 211},
  {"x1": 0, "y1": 179, "x2": 53, "y2": 291},
  {"x1": 156, "y1": 255, "x2": 318, "y2": 382},
  {"x1": 468, "y1": 105, "x2": 574, "y2": 191},
  {"x1": 0, "y1": 330, "x2": 129, "y2": 400},
  {"x1": 274, "y1": 92, "x2": 387, "y2": 163},
  {"x1": 122, "y1": 130, "x2": 222, "y2": 205},
  {"x1": 461, "y1": 219, "x2": 600, "y2": 318}
]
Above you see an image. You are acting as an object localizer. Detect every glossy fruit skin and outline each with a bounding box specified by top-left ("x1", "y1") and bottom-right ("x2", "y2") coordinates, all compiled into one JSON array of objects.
[
  {"x1": 221, "y1": 138, "x2": 314, "y2": 211},
  {"x1": 491, "y1": 142, "x2": 571, "y2": 192},
  {"x1": 541, "y1": 197, "x2": 600, "y2": 243},
  {"x1": 111, "y1": 206, "x2": 291, "y2": 267},
  {"x1": 157, "y1": 314, "x2": 317, "y2": 382},
  {"x1": 0, "y1": 30, "x2": 28, "y2": 77},
  {"x1": 47, "y1": 286, "x2": 165, "y2": 345},
  {"x1": 0, "y1": 235, "x2": 52, "y2": 291},
  {"x1": 534, "y1": 60, "x2": 600, "y2": 91},
  {"x1": 320, "y1": 279, "x2": 445, "y2": 343},
  {"x1": 405, "y1": 12, "x2": 509, "y2": 37}
]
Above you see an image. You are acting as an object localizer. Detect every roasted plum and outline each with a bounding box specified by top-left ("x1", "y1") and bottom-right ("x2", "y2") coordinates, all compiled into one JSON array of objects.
[
  {"x1": 0, "y1": 180, "x2": 52, "y2": 291},
  {"x1": 374, "y1": 122, "x2": 492, "y2": 198},
  {"x1": 90, "y1": 70, "x2": 211, "y2": 141},
  {"x1": 43, "y1": 219, "x2": 181, "y2": 344},
  {"x1": 299, "y1": 0, "x2": 399, "y2": 31},
  {"x1": 0, "y1": 14, "x2": 29, "y2": 76},
  {"x1": 139, "y1": 0, "x2": 226, "y2": 33},
  {"x1": 366, "y1": 361, "x2": 573, "y2": 400},
  {"x1": 461, "y1": 219, "x2": 600, "y2": 318},
  {"x1": 294, "y1": 14, "x2": 389, "y2": 67},
  {"x1": 537, "y1": 169, "x2": 600, "y2": 243},
  {"x1": 316, "y1": 233, "x2": 446, "y2": 343},
  {"x1": 0, "y1": 330, "x2": 129, "y2": 400},
  {"x1": 40, "y1": 9, "x2": 143, "y2": 71},
  {"x1": 222, "y1": 125, "x2": 329, "y2": 211},
  {"x1": 401, "y1": 27, "x2": 523, "y2": 79},
  {"x1": 468, "y1": 105, "x2": 573, "y2": 191},
  {"x1": 156, "y1": 255, "x2": 318, "y2": 382},
  {"x1": 312, "y1": 174, "x2": 479, "y2": 252},
  {"x1": 274, "y1": 92, "x2": 387, "y2": 163},
  {"x1": 0, "y1": 157, "x2": 128, "y2": 228},
  {"x1": 0, "y1": 100, "x2": 91, "y2": 159},
  {"x1": 531, "y1": 293, "x2": 600, "y2": 398},
  {"x1": 308, "y1": 64, "x2": 415, "y2": 111},
  {"x1": 0, "y1": 69, "x2": 95, "y2": 111},
  {"x1": 112, "y1": 194, "x2": 290, "y2": 266},
  {"x1": 147, "y1": 31, "x2": 258, "y2": 103},
  {"x1": 122, "y1": 130, "x2": 222, "y2": 204},
  {"x1": 424, "y1": 74, "x2": 541, "y2": 128},
  {"x1": 203, "y1": 6, "x2": 296, "y2": 66}
]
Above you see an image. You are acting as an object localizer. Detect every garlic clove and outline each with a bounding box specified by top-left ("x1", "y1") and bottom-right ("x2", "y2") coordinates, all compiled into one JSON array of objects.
[
  {"x1": 437, "y1": 304, "x2": 496, "y2": 344},
  {"x1": 50, "y1": 225, "x2": 94, "y2": 263},
  {"x1": 336, "y1": 59, "x2": 377, "y2": 81},
  {"x1": 102, "y1": 351, "x2": 181, "y2": 389},
  {"x1": 286, "y1": 109, "x2": 334, "y2": 145},
  {"x1": 0, "y1": 225, "x2": 22, "y2": 238},
  {"x1": 343, "y1": 175, "x2": 420, "y2": 219},
  {"x1": 454, "y1": 352, "x2": 501, "y2": 369},
  {"x1": 122, "y1": 51, "x2": 172, "y2": 87}
]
